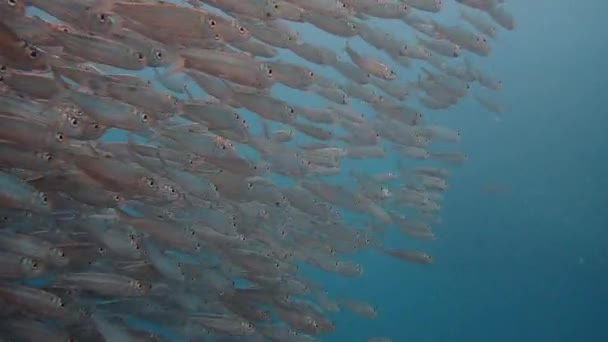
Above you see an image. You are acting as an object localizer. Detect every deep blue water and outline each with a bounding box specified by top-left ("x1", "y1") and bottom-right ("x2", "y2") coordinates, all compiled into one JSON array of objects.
[{"x1": 320, "y1": 1, "x2": 608, "y2": 341}]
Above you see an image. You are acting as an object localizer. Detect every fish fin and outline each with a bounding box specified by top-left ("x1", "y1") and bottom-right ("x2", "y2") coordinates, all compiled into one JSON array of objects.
[
  {"x1": 154, "y1": 57, "x2": 186, "y2": 92},
  {"x1": 183, "y1": 84, "x2": 195, "y2": 101},
  {"x1": 261, "y1": 120, "x2": 272, "y2": 140},
  {"x1": 41, "y1": 66, "x2": 72, "y2": 115}
]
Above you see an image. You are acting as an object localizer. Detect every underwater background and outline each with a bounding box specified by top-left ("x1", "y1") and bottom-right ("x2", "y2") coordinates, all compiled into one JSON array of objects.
[{"x1": 320, "y1": 1, "x2": 608, "y2": 341}]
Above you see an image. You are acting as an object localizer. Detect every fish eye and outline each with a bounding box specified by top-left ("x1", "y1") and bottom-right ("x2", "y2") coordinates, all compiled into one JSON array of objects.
[
  {"x1": 93, "y1": 123, "x2": 101, "y2": 130},
  {"x1": 69, "y1": 117, "x2": 78, "y2": 127},
  {"x1": 466, "y1": 83, "x2": 470, "y2": 89},
  {"x1": 209, "y1": 19, "x2": 217, "y2": 28},
  {"x1": 247, "y1": 323, "x2": 254, "y2": 329},
  {"x1": 308, "y1": 71, "x2": 314, "y2": 78},
  {"x1": 55, "y1": 132, "x2": 65, "y2": 142},
  {"x1": 289, "y1": 107, "x2": 294, "y2": 114},
  {"x1": 238, "y1": 26, "x2": 246, "y2": 33},
  {"x1": 28, "y1": 49, "x2": 39, "y2": 59},
  {"x1": 140, "y1": 113, "x2": 148, "y2": 122},
  {"x1": 154, "y1": 49, "x2": 163, "y2": 60},
  {"x1": 7, "y1": 0, "x2": 16, "y2": 6},
  {"x1": 247, "y1": 182, "x2": 254, "y2": 189},
  {"x1": 113, "y1": 194, "x2": 121, "y2": 201},
  {"x1": 214, "y1": 33, "x2": 221, "y2": 41},
  {"x1": 275, "y1": 201, "x2": 280, "y2": 207},
  {"x1": 136, "y1": 52, "x2": 145, "y2": 61},
  {"x1": 31, "y1": 260, "x2": 38, "y2": 269},
  {"x1": 146, "y1": 178, "x2": 155, "y2": 187},
  {"x1": 44, "y1": 153, "x2": 53, "y2": 161},
  {"x1": 274, "y1": 4, "x2": 279, "y2": 9},
  {"x1": 98, "y1": 13, "x2": 107, "y2": 23}
]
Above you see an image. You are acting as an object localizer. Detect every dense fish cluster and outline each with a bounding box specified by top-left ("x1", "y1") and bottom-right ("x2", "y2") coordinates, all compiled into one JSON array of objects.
[{"x1": 0, "y1": 0, "x2": 514, "y2": 340}]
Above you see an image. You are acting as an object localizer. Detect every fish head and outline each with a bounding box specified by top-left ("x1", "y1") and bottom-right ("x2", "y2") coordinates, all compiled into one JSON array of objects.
[
  {"x1": 21, "y1": 256, "x2": 46, "y2": 277},
  {"x1": 419, "y1": 46, "x2": 432, "y2": 59},
  {"x1": 221, "y1": 20, "x2": 251, "y2": 43},
  {"x1": 208, "y1": 182, "x2": 221, "y2": 200},
  {"x1": 283, "y1": 105, "x2": 297, "y2": 123},
  {"x1": 385, "y1": 69, "x2": 397, "y2": 80},
  {"x1": 146, "y1": 45, "x2": 174, "y2": 67},
  {"x1": 304, "y1": 68, "x2": 316, "y2": 82},
  {"x1": 234, "y1": 21, "x2": 252, "y2": 41},
  {"x1": 347, "y1": 21, "x2": 358, "y2": 34},
  {"x1": 252, "y1": 161, "x2": 272, "y2": 176},
  {"x1": 333, "y1": 1, "x2": 352, "y2": 17},
  {"x1": 86, "y1": 11, "x2": 123, "y2": 36},
  {"x1": 29, "y1": 191, "x2": 53, "y2": 214},
  {"x1": 48, "y1": 246, "x2": 70, "y2": 267},
  {"x1": 33, "y1": 150, "x2": 58, "y2": 166},
  {"x1": 240, "y1": 320, "x2": 255, "y2": 334},
  {"x1": 399, "y1": 42, "x2": 410, "y2": 56},
  {"x1": 434, "y1": 0, "x2": 444, "y2": 11},
  {"x1": 257, "y1": 62, "x2": 276, "y2": 88},
  {"x1": 452, "y1": 44, "x2": 463, "y2": 57},
  {"x1": 0, "y1": 0, "x2": 25, "y2": 19},
  {"x1": 262, "y1": 0, "x2": 281, "y2": 19},
  {"x1": 340, "y1": 92, "x2": 350, "y2": 105},
  {"x1": 21, "y1": 43, "x2": 52, "y2": 71},
  {"x1": 159, "y1": 182, "x2": 183, "y2": 202}
]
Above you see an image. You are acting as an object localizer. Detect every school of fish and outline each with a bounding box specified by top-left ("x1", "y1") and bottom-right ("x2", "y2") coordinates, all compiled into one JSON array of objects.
[{"x1": 0, "y1": 0, "x2": 515, "y2": 340}]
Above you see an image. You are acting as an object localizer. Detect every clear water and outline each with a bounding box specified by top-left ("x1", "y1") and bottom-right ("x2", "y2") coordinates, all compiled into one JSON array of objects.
[{"x1": 320, "y1": 2, "x2": 608, "y2": 341}]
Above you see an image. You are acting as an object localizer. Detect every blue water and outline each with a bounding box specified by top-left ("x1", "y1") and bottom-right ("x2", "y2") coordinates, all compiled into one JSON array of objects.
[{"x1": 319, "y1": 1, "x2": 608, "y2": 341}]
